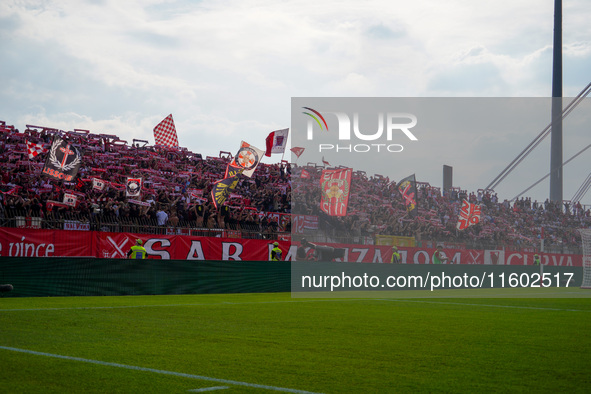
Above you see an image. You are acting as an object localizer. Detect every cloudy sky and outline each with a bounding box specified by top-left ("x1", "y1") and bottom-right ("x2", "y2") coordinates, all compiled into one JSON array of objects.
[{"x1": 1, "y1": 0, "x2": 590, "y2": 204}]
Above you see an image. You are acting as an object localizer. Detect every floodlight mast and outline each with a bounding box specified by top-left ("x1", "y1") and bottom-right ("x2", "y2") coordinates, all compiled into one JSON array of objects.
[{"x1": 549, "y1": 0, "x2": 563, "y2": 202}]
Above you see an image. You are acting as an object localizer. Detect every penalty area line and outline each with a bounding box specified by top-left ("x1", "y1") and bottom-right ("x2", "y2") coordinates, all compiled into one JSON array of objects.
[{"x1": 0, "y1": 346, "x2": 323, "y2": 394}]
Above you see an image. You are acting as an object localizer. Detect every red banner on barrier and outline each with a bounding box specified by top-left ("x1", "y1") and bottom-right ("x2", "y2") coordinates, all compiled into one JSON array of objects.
[
  {"x1": 0, "y1": 228, "x2": 94, "y2": 257},
  {"x1": 0, "y1": 227, "x2": 582, "y2": 266},
  {"x1": 295, "y1": 243, "x2": 583, "y2": 267}
]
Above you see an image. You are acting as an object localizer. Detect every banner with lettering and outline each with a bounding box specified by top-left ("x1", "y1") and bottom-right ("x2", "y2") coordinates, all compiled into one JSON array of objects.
[
  {"x1": 42, "y1": 135, "x2": 83, "y2": 182},
  {"x1": 0, "y1": 227, "x2": 582, "y2": 266}
]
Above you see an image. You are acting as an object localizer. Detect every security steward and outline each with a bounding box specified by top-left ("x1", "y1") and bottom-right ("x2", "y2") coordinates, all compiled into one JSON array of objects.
[
  {"x1": 533, "y1": 254, "x2": 541, "y2": 266},
  {"x1": 127, "y1": 239, "x2": 147, "y2": 259},
  {"x1": 391, "y1": 246, "x2": 401, "y2": 264},
  {"x1": 270, "y1": 241, "x2": 282, "y2": 261}
]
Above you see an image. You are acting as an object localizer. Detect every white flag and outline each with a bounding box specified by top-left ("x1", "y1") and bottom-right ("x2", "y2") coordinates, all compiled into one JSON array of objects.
[
  {"x1": 93, "y1": 178, "x2": 106, "y2": 191},
  {"x1": 63, "y1": 192, "x2": 78, "y2": 207},
  {"x1": 233, "y1": 141, "x2": 264, "y2": 178}
]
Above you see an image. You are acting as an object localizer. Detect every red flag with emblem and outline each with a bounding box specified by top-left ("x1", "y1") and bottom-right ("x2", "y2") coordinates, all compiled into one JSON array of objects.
[
  {"x1": 456, "y1": 199, "x2": 482, "y2": 230},
  {"x1": 320, "y1": 168, "x2": 352, "y2": 216},
  {"x1": 153, "y1": 114, "x2": 179, "y2": 147}
]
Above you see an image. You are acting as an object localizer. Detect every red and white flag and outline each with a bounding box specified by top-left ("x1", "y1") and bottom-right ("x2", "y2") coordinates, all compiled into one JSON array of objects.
[
  {"x1": 290, "y1": 147, "x2": 305, "y2": 158},
  {"x1": 265, "y1": 128, "x2": 289, "y2": 156},
  {"x1": 320, "y1": 168, "x2": 352, "y2": 216},
  {"x1": 92, "y1": 178, "x2": 106, "y2": 191},
  {"x1": 322, "y1": 156, "x2": 330, "y2": 166},
  {"x1": 153, "y1": 114, "x2": 179, "y2": 147},
  {"x1": 300, "y1": 169, "x2": 310, "y2": 179},
  {"x1": 26, "y1": 140, "x2": 48, "y2": 160},
  {"x1": 456, "y1": 199, "x2": 482, "y2": 230},
  {"x1": 63, "y1": 192, "x2": 78, "y2": 208}
]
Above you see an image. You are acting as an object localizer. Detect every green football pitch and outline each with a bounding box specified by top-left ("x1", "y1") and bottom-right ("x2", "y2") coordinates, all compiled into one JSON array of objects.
[{"x1": 1, "y1": 289, "x2": 591, "y2": 393}]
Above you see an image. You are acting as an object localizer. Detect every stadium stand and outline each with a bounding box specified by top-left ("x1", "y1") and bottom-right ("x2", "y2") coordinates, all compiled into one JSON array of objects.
[
  {"x1": 1, "y1": 120, "x2": 589, "y2": 254},
  {"x1": 0, "y1": 122, "x2": 290, "y2": 239},
  {"x1": 292, "y1": 165, "x2": 591, "y2": 254}
]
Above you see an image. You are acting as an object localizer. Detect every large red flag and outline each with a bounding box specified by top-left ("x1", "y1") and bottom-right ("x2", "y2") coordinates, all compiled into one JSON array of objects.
[
  {"x1": 153, "y1": 114, "x2": 179, "y2": 147},
  {"x1": 320, "y1": 168, "x2": 352, "y2": 216}
]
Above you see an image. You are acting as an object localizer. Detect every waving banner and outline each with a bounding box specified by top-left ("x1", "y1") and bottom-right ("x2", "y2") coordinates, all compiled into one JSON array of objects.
[
  {"x1": 41, "y1": 135, "x2": 83, "y2": 182},
  {"x1": 265, "y1": 128, "x2": 289, "y2": 156},
  {"x1": 320, "y1": 168, "x2": 352, "y2": 216},
  {"x1": 211, "y1": 169, "x2": 243, "y2": 208},
  {"x1": 233, "y1": 141, "x2": 264, "y2": 178},
  {"x1": 153, "y1": 114, "x2": 179, "y2": 147},
  {"x1": 26, "y1": 139, "x2": 48, "y2": 160},
  {"x1": 456, "y1": 199, "x2": 482, "y2": 230},
  {"x1": 398, "y1": 174, "x2": 418, "y2": 217}
]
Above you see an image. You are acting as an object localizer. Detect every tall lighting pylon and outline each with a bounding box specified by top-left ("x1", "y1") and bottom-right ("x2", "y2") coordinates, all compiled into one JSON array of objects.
[{"x1": 550, "y1": 0, "x2": 563, "y2": 202}]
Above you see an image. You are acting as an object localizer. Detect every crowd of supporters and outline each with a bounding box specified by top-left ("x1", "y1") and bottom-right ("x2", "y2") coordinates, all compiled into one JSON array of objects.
[
  {"x1": 0, "y1": 122, "x2": 291, "y2": 237},
  {"x1": 1, "y1": 120, "x2": 589, "y2": 252},
  {"x1": 292, "y1": 166, "x2": 591, "y2": 252}
]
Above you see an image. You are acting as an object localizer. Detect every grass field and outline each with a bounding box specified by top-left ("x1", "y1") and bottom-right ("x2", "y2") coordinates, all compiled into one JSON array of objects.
[{"x1": 2, "y1": 289, "x2": 591, "y2": 393}]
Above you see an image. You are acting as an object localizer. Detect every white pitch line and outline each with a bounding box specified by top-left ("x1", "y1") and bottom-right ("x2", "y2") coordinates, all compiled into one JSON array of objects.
[
  {"x1": 0, "y1": 346, "x2": 322, "y2": 394},
  {"x1": 0, "y1": 299, "x2": 373, "y2": 312},
  {"x1": 188, "y1": 386, "x2": 229, "y2": 392},
  {"x1": 378, "y1": 299, "x2": 591, "y2": 312}
]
